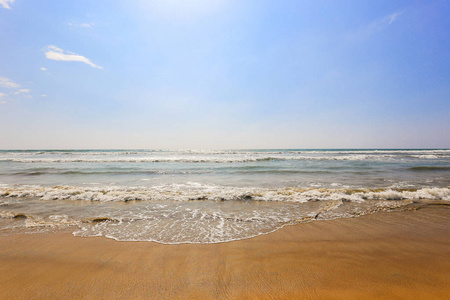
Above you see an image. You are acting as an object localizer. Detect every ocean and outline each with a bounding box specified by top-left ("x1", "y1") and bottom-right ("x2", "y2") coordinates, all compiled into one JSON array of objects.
[{"x1": 0, "y1": 149, "x2": 449, "y2": 244}]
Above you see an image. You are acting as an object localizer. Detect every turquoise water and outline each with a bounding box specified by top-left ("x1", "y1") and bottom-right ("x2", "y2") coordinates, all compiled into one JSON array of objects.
[{"x1": 0, "y1": 149, "x2": 449, "y2": 243}]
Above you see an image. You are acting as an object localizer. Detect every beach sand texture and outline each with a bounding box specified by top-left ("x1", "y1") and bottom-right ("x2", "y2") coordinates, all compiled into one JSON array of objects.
[{"x1": 0, "y1": 206, "x2": 449, "y2": 299}]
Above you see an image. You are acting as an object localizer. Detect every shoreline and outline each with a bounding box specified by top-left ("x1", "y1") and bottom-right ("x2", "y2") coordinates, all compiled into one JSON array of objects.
[{"x1": 1, "y1": 206, "x2": 449, "y2": 299}]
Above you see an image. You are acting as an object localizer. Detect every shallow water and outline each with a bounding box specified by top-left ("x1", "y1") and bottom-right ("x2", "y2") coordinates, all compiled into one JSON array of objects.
[{"x1": 0, "y1": 149, "x2": 449, "y2": 243}]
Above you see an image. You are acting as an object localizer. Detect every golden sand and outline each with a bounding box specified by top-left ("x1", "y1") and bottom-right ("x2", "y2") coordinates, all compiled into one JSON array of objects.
[{"x1": 0, "y1": 206, "x2": 449, "y2": 299}]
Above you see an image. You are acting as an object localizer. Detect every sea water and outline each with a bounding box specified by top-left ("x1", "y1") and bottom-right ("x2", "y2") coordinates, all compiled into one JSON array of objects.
[{"x1": 0, "y1": 149, "x2": 449, "y2": 243}]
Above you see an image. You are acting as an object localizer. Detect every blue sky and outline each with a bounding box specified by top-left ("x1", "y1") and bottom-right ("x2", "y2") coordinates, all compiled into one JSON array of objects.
[{"x1": 0, "y1": 0, "x2": 449, "y2": 149}]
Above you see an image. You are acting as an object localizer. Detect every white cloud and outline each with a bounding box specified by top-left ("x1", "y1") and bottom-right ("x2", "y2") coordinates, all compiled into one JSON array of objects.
[
  {"x1": 44, "y1": 45, "x2": 102, "y2": 69},
  {"x1": 13, "y1": 89, "x2": 29, "y2": 95},
  {"x1": 0, "y1": 76, "x2": 20, "y2": 89},
  {"x1": 368, "y1": 10, "x2": 404, "y2": 31},
  {"x1": 0, "y1": 0, "x2": 14, "y2": 9},
  {"x1": 383, "y1": 11, "x2": 403, "y2": 25},
  {"x1": 0, "y1": 76, "x2": 31, "y2": 101},
  {"x1": 347, "y1": 10, "x2": 404, "y2": 42},
  {"x1": 68, "y1": 22, "x2": 94, "y2": 28},
  {"x1": 41, "y1": 67, "x2": 48, "y2": 71},
  {"x1": 41, "y1": 94, "x2": 47, "y2": 97}
]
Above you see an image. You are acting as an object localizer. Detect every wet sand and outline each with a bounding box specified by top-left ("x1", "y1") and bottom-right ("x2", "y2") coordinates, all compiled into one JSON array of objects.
[{"x1": 0, "y1": 206, "x2": 449, "y2": 299}]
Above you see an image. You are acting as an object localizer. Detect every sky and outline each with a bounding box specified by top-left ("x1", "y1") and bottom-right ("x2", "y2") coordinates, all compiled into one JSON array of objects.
[{"x1": 0, "y1": 0, "x2": 449, "y2": 149}]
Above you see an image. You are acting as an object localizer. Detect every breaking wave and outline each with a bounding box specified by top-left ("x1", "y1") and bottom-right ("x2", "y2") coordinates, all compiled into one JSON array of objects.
[
  {"x1": 0, "y1": 154, "x2": 445, "y2": 163},
  {"x1": 1, "y1": 184, "x2": 449, "y2": 203}
]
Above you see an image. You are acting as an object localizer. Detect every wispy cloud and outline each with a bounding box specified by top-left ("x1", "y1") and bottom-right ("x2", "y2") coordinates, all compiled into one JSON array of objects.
[
  {"x1": 68, "y1": 22, "x2": 94, "y2": 28},
  {"x1": 383, "y1": 11, "x2": 403, "y2": 25},
  {"x1": 41, "y1": 67, "x2": 48, "y2": 71},
  {"x1": 0, "y1": 0, "x2": 14, "y2": 9},
  {"x1": 367, "y1": 10, "x2": 404, "y2": 32},
  {"x1": 44, "y1": 45, "x2": 102, "y2": 69},
  {"x1": 0, "y1": 76, "x2": 31, "y2": 103},
  {"x1": 0, "y1": 76, "x2": 20, "y2": 89},
  {"x1": 15, "y1": 88, "x2": 30, "y2": 94},
  {"x1": 347, "y1": 10, "x2": 404, "y2": 41}
]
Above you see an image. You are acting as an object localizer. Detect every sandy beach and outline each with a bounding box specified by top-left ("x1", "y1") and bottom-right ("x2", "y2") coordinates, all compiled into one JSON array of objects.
[
  {"x1": 0, "y1": 205, "x2": 448, "y2": 299},
  {"x1": 2, "y1": 0, "x2": 449, "y2": 298}
]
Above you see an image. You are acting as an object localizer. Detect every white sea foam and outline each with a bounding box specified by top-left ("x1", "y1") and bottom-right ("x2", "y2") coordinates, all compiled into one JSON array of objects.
[
  {"x1": 0, "y1": 148, "x2": 448, "y2": 244},
  {"x1": 1, "y1": 184, "x2": 449, "y2": 203},
  {"x1": 410, "y1": 155, "x2": 443, "y2": 159},
  {"x1": 24, "y1": 214, "x2": 79, "y2": 228},
  {"x1": 1, "y1": 149, "x2": 448, "y2": 164},
  {"x1": 0, "y1": 210, "x2": 16, "y2": 218},
  {"x1": 0, "y1": 183, "x2": 446, "y2": 244},
  {"x1": 2, "y1": 149, "x2": 450, "y2": 155},
  {"x1": 0, "y1": 154, "x2": 405, "y2": 163}
]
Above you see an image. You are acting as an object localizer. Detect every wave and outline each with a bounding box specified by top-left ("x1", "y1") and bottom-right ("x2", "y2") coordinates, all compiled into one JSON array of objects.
[
  {"x1": 0, "y1": 196, "x2": 421, "y2": 244},
  {"x1": 0, "y1": 157, "x2": 277, "y2": 163},
  {"x1": 408, "y1": 166, "x2": 450, "y2": 171},
  {"x1": 1, "y1": 170, "x2": 211, "y2": 176},
  {"x1": 1, "y1": 184, "x2": 448, "y2": 203},
  {"x1": 1, "y1": 183, "x2": 448, "y2": 244},
  {"x1": 0, "y1": 170, "x2": 331, "y2": 177},
  {"x1": 235, "y1": 170, "x2": 333, "y2": 174},
  {"x1": 0, "y1": 154, "x2": 427, "y2": 163},
  {"x1": 0, "y1": 195, "x2": 433, "y2": 244},
  {"x1": 0, "y1": 211, "x2": 79, "y2": 228},
  {"x1": 0, "y1": 210, "x2": 28, "y2": 219},
  {"x1": 1, "y1": 149, "x2": 448, "y2": 165},
  {"x1": 1, "y1": 149, "x2": 449, "y2": 158},
  {"x1": 410, "y1": 155, "x2": 441, "y2": 159}
]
